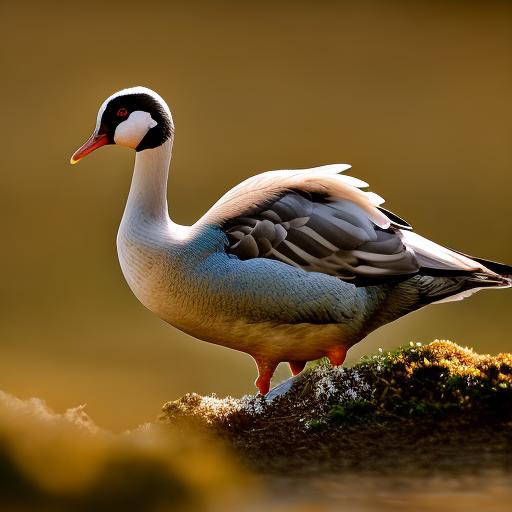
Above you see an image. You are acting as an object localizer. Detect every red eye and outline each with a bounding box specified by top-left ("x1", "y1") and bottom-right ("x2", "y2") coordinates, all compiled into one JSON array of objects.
[{"x1": 116, "y1": 108, "x2": 128, "y2": 117}]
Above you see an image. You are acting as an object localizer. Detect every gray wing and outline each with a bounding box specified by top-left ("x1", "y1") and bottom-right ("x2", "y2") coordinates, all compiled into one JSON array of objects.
[{"x1": 222, "y1": 190, "x2": 421, "y2": 285}]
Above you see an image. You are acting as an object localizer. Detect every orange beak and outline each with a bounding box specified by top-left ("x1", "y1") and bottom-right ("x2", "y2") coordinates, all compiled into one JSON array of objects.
[{"x1": 70, "y1": 132, "x2": 109, "y2": 165}]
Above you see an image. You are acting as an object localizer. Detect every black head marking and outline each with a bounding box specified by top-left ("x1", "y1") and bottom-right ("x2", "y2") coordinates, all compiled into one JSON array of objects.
[{"x1": 98, "y1": 92, "x2": 173, "y2": 151}]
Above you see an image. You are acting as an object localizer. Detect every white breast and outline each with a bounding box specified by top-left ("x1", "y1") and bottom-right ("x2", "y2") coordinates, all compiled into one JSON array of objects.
[{"x1": 116, "y1": 218, "x2": 170, "y2": 312}]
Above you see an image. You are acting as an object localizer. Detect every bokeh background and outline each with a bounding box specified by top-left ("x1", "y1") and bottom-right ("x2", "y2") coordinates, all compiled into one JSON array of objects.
[{"x1": 1, "y1": 0, "x2": 511, "y2": 431}]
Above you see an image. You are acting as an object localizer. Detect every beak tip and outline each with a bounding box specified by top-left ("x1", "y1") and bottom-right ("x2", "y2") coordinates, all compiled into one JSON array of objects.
[{"x1": 70, "y1": 132, "x2": 109, "y2": 166}]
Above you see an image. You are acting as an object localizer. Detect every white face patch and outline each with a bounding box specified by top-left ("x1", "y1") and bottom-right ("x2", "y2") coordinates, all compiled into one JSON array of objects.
[{"x1": 114, "y1": 111, "x2": 158, "y2": 149}]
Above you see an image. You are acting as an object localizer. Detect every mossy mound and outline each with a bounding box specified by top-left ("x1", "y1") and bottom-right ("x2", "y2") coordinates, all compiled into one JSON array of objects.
[{"x1": 160, "y1": 341, "x2": 512, "y2": 476}]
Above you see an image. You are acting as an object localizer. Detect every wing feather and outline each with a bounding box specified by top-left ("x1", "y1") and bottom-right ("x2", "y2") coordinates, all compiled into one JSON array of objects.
[
  {"x1": 220, "y1": 187, "x2": 418, "y2": 283},
  {"x1": 198, "y1": 163, "x2": 391, "y2": 229},
  {"x1": 197, "y1": 163, "x2": 499, "y2": 285}
]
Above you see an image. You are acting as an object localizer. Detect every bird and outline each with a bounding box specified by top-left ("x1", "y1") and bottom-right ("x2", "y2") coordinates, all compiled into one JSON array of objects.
[{"x1": 70, "y1": 86, "x2": 512, "y2": 396}]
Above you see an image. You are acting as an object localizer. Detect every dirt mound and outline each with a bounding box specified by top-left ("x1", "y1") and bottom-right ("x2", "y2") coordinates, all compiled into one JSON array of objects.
[{"x1": 160, "y1": 341, "x2": 512, "y2": 476}]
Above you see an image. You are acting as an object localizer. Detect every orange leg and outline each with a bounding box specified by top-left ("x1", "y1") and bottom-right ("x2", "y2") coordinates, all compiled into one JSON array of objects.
[
  {"x1": 327, "y1": 347, "x2": 347, "y2": 366},
  {"x1": 254, "y1": 359, "x2": 278, "y2": 396},
  {"x1": 288, "y1": 361, "x2": 307, "y2": 376}
]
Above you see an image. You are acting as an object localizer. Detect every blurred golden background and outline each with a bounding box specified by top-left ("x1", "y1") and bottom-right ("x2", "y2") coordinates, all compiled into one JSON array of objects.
[{"x1": 1, "y1": 0, "x2": 511, "y2": 431}]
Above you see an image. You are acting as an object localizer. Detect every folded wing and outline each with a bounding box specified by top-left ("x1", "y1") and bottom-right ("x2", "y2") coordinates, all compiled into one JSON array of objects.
[
  {"x1": 224, "y1": 189, "x2": 421, "y2": 284},
  {"x1": 199, "y1": 163, "x2": 504, "y2": 287}
]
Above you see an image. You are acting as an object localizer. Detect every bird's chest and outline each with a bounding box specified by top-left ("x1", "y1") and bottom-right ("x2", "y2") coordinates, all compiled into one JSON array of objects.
[
  {"x1": 116, "y1": 220, "x2": 177, "y2": 314},
  {"x1": 115, "y1": 220, "x2": 219, "y2": 329}
]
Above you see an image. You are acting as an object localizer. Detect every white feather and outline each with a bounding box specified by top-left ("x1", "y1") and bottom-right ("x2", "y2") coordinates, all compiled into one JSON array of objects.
[
  {"x1": 308, "y1": 163, "x2": 352, "y2": 174},
  {"x1": 199, "y1": 164, "x2": 391, "y2": 229},
  {"x1": 365, "y1": 191, "x2": 386, "y2": 207},
  {"x1": 114, "y1": 111, "x2": 158, "y2": 149},
  {"x1": 400, "y1": 231, "x2": 485, "y2": 272}
]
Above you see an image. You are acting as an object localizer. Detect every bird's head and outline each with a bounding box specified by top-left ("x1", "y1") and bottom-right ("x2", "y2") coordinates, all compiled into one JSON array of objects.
[{"x1": 70, "y1": 86, "x2": 174, "y2": 164}]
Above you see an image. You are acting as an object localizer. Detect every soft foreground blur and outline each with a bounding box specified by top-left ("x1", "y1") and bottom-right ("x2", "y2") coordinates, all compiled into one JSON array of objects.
[
  {"x1": 0, "y1": 390, "x2": 255, "y2": 511},
  {"x1": 2, "y1": 340, "x2": 512, "y2": 512},
  {"x1": 0, "y1": 0, "x2": 511, "y2": 431}
]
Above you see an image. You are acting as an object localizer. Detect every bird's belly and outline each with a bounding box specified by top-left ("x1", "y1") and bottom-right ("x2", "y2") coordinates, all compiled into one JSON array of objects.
[
  {"x1": 137, "y1": 283, "x2": 355, "y2": 362},
  {"x1": 180, "y1": 316, "x2": 352, "y2": 362},
  {"x1": 119, "y1": 274, "x2": 358, "y2": 363}
]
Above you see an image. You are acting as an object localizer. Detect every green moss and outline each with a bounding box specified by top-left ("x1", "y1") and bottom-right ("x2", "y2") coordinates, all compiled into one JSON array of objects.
[
  {"x1": 303, "y1": 419, "x2": 325, "y2": 430},
  {"x1": 329, "y1": 399, "x2": 374, "y2": 423}
]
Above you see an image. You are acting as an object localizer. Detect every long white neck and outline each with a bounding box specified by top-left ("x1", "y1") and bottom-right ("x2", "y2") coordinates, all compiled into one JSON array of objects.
[
  {"x1": 123, "y1": 138, "x2": 173, "y2": 223},
  {"x1": 117, "y1": 136, "x2": 180, "y2": 311}
]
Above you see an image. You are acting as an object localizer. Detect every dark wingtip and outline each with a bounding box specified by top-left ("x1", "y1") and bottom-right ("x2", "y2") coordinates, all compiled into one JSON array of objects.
[
  {"x1": 472, "y1": 257, "x2": 512, "y2": 278},
  {"x1": 377, "y1": 207, "x2": 413, "y2": 230}
]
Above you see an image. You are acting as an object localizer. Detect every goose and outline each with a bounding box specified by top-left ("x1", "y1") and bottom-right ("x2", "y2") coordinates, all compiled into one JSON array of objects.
[{"x1": 70, "y1": 86, "x2": 512, "y2": 395}]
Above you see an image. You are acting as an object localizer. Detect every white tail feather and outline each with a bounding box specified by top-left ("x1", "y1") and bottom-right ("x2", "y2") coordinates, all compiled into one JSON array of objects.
[{"x1": 400, "y1": 231, "x2": 488, "y2": 273}]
